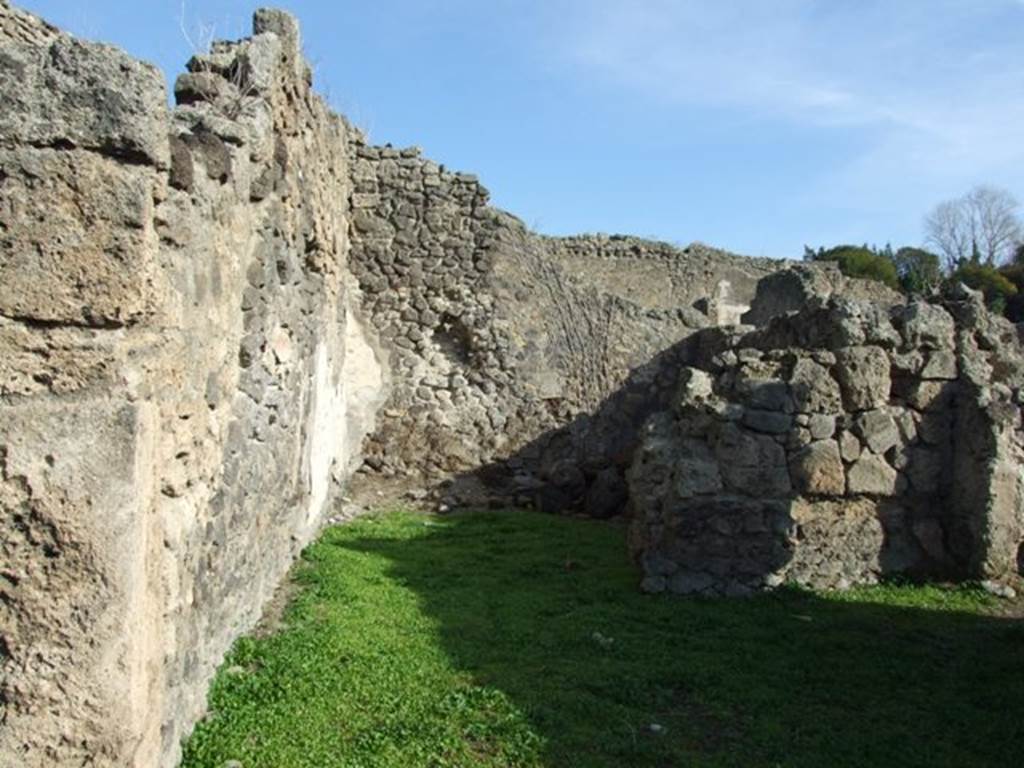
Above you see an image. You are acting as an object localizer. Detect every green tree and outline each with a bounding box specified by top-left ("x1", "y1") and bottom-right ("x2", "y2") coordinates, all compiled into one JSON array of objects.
[
  {"x1": 803, "y1": 244, "x2": 900, "y2": 290},
  {"x1": 892, "y1": 247, "x2": 942, "y2": 295},
  {"x1": 998, "y1": 263, "x2": 1024, "y2": 321},
  {"x1": 949, "y1": 262, "x2": 1018, "y2": 314}
]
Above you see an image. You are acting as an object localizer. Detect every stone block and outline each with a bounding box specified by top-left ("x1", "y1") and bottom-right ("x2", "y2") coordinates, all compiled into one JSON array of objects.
[
  {"x1": 847, "y1": 454, "x2": 898, "y2": 496},
  {"x1": 0, "y1": 29, "x2": 169, "y2": 166},
  {"x1": 0, "y1": 147, "x2": 157, "y2": 326},
  {"x1": 790, "y1": 439, "x2": 845, "y2": 496},
  {"x1": 808, "y1": 413, "x2": 837, "y2": 440},
  {"x1": 789, "y1": 357, "x2": 843, "y2": 413},
  {"x1": 854, "y1": 409, "x2": 900, "y2": 455},
  {"x1": 715, "y1": 423, "x2": 791, "y2": 497},
  {"x1": 835, "y1": 346, "x2": 891, "y2": 411},
  {"x1": 742, "y1": 409, "x2": 793, "y2": 434},
  {"x1": 921, "y1": 350, "x2": 957, "y2": 380},
  {"x1": 674, "y1": 438, "x2": 724, "y2": 498}
]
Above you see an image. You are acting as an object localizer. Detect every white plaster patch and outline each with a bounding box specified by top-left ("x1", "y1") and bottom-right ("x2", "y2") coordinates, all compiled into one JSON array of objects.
[{"x1": 304, "y1": 307, "x2": 385, "y2": 526}]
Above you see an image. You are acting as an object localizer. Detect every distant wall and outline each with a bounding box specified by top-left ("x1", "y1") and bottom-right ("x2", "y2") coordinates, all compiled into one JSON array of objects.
[
  {"x1": 345, "y1": 140, "x2": 907, "y2": 513},
  {"x1": 344, "y1": 135, "x2": 850, "y2": 510},
  {"x1": 628, "y1": 293, "x2": 1024, "y2": 595},
  {"x1": 0, "y1": 6, "x2": 384, "y2": 766}
]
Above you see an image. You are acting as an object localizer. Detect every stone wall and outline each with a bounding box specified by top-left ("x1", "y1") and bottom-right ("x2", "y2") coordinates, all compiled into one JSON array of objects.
[
  {"x1": 628, "y1": 290, "x2": 1024, "y2": 595},
  {"x1": 0, "y1": 5, "x2": 384, "y2": 767},
  {"x1": 343, "y1": 134, "x2": 904, "y2": 512},
  {"x1": 4, "y1": 3, "x2": 1013, "y2": 767}
]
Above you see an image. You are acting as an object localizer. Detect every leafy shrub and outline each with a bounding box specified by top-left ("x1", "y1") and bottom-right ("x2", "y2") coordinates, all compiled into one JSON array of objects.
[
  {"x1": 804, "y1": 245, "x2": 900, "y2": 290},
  {"x1": 949, "y1": 262, "x2": 1018, "y2": 313},
  {"x1": 998, "y1": 263, "x2": 1024, "y2": 322}
]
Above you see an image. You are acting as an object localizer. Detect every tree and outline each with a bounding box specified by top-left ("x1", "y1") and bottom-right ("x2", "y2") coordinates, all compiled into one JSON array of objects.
[
  {"x1": 803, "y1": 244, "x2": 900, "y2": 290},
  {"x1": 925, "y1": 185, "x2": 1023, "y2": 269},
  {"x1": 892, "y1": 247, "x2": 941, "y2": 295},
  {"x1": 1013, "y1": 242, "x2": 1024, "y2": 265},
  {"x1": 999, "y1": 263, "x2": 1024, "y2": 322},
  {"x1": 949, "y1": 262, "x2": 1017, "y2": 314}
]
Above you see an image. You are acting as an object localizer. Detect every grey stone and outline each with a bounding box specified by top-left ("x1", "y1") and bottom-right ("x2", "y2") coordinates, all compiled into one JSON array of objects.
[
  {"x1": 905, "y1": 447, "x2": 944, "y2": 494},
  {"x1": 847, "y1": 455, "x2": 898, "y2": 495},
  {"x1": 981, "y1": 580, "x2": 1017, "y2": 599},
  {"x1": 834, "y1": 346, "x2": 891, "y2": 411},
  {"x1": 715, "y1": 423, "x2": 791, "y2": 497},
  {"x1": 808, "y1": 414, "x2": 836, "y2": 440},
  {"x1": 907, "y1": 380, "x2": 956, "y2": 412},
  {"x1": 921, "y1": 350, "x2": 957, "y2": 380},
  {"x1": 854, "y1": 410, "x2": 900, "y2": 455},
  {"x1": 892, "y1": 301, "x2": 955, "y2": 349},
  {"x1": 742, "y1": 409, "x2": 792, "y2": 434},
  {"x1": 674, "y1": 439, "x2": 723, "y2": 498},
  {"x1": 912, "y1": 518, "x2": 947, "y2": 561},
  {"x1": 584, "y1": 467, "x2": 628, "y2": 519},
  {"x1": 640, "y1": 575, "x2": 667, "y2": 593},
  {"x1": 838, "y1": 430, "x2": 862, "y2": 463},
  {"x1": 789, "y1": 440, "x2": 845, "y2": 496},
  {"x1": 790, "y1": 358, "x2": 843, "y2": 414},
  {"x1": 742, "y1": 379, "x2": 792, "y2": 412}
]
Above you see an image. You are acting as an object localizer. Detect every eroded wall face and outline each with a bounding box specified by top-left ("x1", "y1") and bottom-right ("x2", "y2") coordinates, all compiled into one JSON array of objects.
[
  {"x1": 342, "y1": 125, "x2": 909, "y2": 514},
  {"x1": 628, "y1": 295, "x2": 1024, "y2": 595},
  {"x1": 0, "y1": 6, "x2": 384, "y2": 767},
  {"x1": 344, "y1": 133, "x2": 809, "y2": 512}
]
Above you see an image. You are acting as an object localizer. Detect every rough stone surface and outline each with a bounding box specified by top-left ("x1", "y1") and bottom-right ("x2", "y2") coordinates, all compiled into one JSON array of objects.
[
  {"x1": 629, "y1": 294, "x2": 1024, "y2": 595},
  {"x1": 790, "y1": 440, "x2": 845, "y2": 496},
  {"x1": 1, "y1": 6, "x2": 385, "y2": 767},
  {"x1": 3, "y1": 4, "x2": 1024, "y2": 767}
]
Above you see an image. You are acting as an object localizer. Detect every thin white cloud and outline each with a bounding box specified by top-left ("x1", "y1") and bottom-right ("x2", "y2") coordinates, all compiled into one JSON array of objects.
[{"x1": 550, "y1": 0, "x2": 1024, "y2": 219}]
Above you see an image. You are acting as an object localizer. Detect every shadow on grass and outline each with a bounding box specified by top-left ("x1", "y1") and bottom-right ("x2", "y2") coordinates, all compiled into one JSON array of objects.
[{"x1": 338, "y1": 511, "x2": 1023, "y2": 768}]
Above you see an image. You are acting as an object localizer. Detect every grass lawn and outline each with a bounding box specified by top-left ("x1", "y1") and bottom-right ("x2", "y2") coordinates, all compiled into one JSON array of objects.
[{"x1": 181, "y1": 510, "x2": 1024, "y2": 768}]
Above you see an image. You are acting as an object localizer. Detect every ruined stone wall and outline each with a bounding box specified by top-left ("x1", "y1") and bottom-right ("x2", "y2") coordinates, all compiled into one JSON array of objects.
[
  {"x1": 344, "y1": 136, "x2": 859, "y2": 511},
  {"x1": 1, "y1": 4, "x2": 994, "y2": 767},
  {"x1": 342, "y1": 127, "x2": 909, "y2": 514},
  {"x1": 0, "y1": 6, "x2": 384, "y2": 767},
  {"x1": 628, "y1": 291, "x2": 1024, "y2": 595}
]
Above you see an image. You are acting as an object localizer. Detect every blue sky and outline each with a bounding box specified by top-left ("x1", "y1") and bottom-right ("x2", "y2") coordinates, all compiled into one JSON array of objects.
[{"x1": 18, "y1": 0, "x2": 1024, "y2": 259}]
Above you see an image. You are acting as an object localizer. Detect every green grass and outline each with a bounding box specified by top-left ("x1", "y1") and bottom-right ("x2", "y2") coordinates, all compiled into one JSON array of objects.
[{"x1": 181, "y1": 510, "x2": 1024, "y2": 768}]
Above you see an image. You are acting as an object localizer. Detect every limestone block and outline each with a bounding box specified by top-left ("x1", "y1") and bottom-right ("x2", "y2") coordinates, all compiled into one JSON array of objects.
[
  {"x1": 847, "y1": 454, "x2": 898, "y2": 496},
  {"x1": 854, "y1": 409, "x2": 900, "y2": 455},
  {"x1": 790, "y1": 357, "x2": 843, "y2": 413},
  {"x1": 835, "y1": 346, "x2": 891, "y2": 411},
  {"x1": 0, "y1": 16, "x2": 168, "y2": 166},
  {"x1": 0, "y1": 147, "x2": 159, "y2": 326},
  {"x1": 674, "y1": 366, "x2": 715, "y2": 410},
  {"x1": 673, "y1": 438, "x2": 723, "y2": 498},
  {"x1": 0, "y1": 398, "x2": 162, "y2": 768},
  {"x1": 715, "y1": 422, "x2": 791, "y2": 497},
  {"x1": 921, "y1": 350, "x2": 957, "y2": 380},
  {"x1": 789, "y1": 439, "x2": 845, "y2": 496}
]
